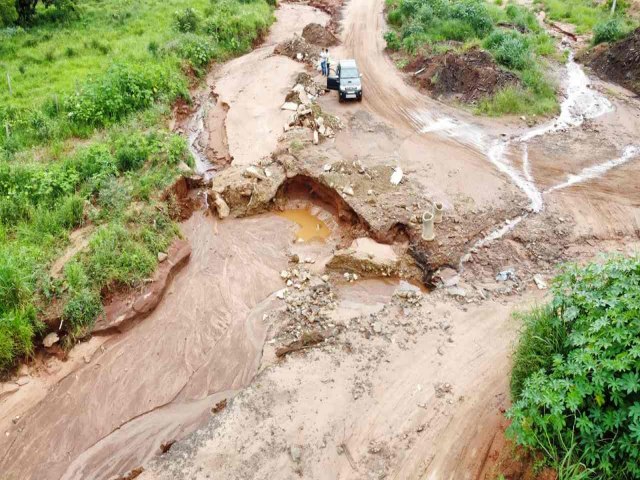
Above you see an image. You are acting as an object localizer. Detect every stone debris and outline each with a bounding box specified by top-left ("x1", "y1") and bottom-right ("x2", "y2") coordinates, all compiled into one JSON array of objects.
[
  {"x1": 43, "y1": 332, "x2": 60, "y2": 348},
  {"x1": 157, "y1": 252, "x2": 168, "y2": 263},
  {"x1": 213, "y1": 193, "x2": 230, "y2": 219},
  {"x1": 496, "y1": 268, "x2": 516, "y2": 282},
  {"x1": 533, "y1": 274, "x2": 548, "y2": 290},
  {"x1": 328, "y1": 238, "x2": 400, "y2": 278},
  {"x1": 243, "y1": 166, "x2": 267, "y2": 181}
]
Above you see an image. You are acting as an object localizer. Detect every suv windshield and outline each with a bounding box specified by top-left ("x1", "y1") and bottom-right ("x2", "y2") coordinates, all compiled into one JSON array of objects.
[{"x1": 341, "y1": 68, "x2": 359, "y2": 79}]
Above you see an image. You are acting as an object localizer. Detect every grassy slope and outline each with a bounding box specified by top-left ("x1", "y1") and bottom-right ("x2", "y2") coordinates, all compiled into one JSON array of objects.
[
  {"x1": 0, "y1": 0, "x2": 274, "y2": 375},
  {"x1": 534, "y1": 0, "x2": 637, "y2": 34},
  {"x1": 383, "y1": 0, "x2": 560, "y2": 116},
  {"x1": 0, "y1": 0, "x2": 212, "y2": 109}
]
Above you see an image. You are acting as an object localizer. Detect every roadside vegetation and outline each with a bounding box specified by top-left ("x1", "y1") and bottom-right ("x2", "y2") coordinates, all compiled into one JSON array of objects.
[
  {"x1": 534, "y1": 0, "x2": 638, "y2": 44},
  {"x1": 0, "y1": 0, "x2": 275, "y2": 375},
  {"x1": 383, "y1": 0, "x2": 559, "y2": 116},
  {"x1": 507, "y1": 256, "x2": 640, "y2": 479}
]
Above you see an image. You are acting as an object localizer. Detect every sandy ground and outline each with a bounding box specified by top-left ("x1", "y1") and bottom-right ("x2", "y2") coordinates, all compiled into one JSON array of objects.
[
  {"x1": 212, "y1": 4, "x2": 330, "y2": 166},
  {"x1": 2, "y1": 0, "x2": 640, "y2": 479}
]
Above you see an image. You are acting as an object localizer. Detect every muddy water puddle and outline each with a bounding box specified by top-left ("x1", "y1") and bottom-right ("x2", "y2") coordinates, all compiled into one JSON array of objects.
[{"x1": 277, "y1": 208, "x2": 331, "y2": 242}]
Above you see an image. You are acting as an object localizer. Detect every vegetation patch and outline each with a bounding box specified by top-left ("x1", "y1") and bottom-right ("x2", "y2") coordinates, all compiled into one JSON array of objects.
[
  {"x1": 533, "y1": 0, "x2": 638, "y2": 42},
  {"x1": 508, "y1": 256, "x2": 640, "y2": 478},
  {"x1": 0, "y1": 0, "x2": 276, "y2": 375},
  {"x1": 384, "y1": 0, "x2": 559, "y2": 116}
]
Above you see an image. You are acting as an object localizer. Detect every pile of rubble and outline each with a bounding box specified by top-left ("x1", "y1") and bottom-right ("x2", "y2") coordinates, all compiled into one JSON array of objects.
[
  {"x1": 302, "y1": 22, "x2": 339, "y2": 47},
  {"x1": 274, "y1": 34, "x2": 321, "y2": 64},
  {"x1": 280, "y1": 79, "x2": 342, "y2": 144},
  {"x1": 275, "y1": 262, "x2": 339, "y2": 341}
]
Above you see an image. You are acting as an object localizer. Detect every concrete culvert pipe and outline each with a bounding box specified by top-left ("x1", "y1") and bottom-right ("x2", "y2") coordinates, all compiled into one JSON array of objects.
[
  {"x1": 422, "y1": 211, "x2": 435, "y2": 241},
  {"x1": 434, "y1": 202, "x2": 443, "y2": 224}
]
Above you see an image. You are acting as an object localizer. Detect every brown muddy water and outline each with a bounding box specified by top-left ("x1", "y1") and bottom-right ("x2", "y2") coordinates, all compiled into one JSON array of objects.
[{"x1": 277, "y1": 208, "x2": 331, "y2": 242}]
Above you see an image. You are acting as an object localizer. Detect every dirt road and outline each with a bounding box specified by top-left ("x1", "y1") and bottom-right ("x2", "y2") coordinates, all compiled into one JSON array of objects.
[{"x1": 1, "y1": 0, "x2": 639, "y2": 478}]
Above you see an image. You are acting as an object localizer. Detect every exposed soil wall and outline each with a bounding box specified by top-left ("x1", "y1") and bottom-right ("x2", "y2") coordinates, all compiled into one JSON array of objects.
[
  {"x1": 404, "y1": 48, "x2": 520, "y2": 102},
  {"x1": 582, "y1": 27, "x2": 640, "y2": 95}
]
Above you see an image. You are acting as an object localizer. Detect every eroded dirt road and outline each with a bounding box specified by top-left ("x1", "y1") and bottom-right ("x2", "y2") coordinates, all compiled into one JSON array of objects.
[{"x1": 2, "y1": 0, "x2": 639, "y2": 479}]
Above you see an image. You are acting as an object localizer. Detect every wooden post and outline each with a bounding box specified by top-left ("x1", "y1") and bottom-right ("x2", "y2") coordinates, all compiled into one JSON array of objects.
[
  {"x1": 6, "y1": 71, "x2": 11, "y2": 96},
  {"x1": 611, "y1": 0, "x2": 617, "y2": 15}
]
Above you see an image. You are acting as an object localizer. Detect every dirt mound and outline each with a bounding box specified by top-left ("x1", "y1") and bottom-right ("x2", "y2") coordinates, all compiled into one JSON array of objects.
[
  {"x1": 302, "y1": 22, "x2": 339, "y2": 46},
  {"x1": 583, "y1": 27, "x2": 640, "y2": 95},
  {"x1": 405, "y1": 48, "x2": 519, "y2": 102},
  {"x1": 274, "y1": 34, "x2": 321, "y2": 63}
]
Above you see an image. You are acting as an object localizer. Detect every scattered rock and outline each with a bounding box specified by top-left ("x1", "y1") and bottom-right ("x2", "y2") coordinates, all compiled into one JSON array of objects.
[
  {"x1": 157, "y1": 252, "x2": 168, "y2": 263},
  {"x1": 342, "y1": 185, "x2": 354, "y2": 196},
  {"x1": 43, "y1": 332, "x2": 60, "y2": 348},
  {"x1": 213, "y1": 193, "x2": 230, "y2": 219},
  {"x1": 446, "y1": 286, "x2": 466, "y2": 298},
  {"x1": 533, "y1": 274, "x2": 548, "y2": 290},
  {"x1": 290, "y1": 445, "x2": 302, "y2": 463},
  {"x1": 243, "y1": 165, "x2": 267, "y2": 181},
  {"x1": 496, "y1": 268, "x2": 516, "y2": 282}
]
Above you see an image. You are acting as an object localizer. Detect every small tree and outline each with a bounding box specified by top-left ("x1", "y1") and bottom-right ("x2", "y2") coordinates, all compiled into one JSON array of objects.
[
  {"x1": 13, "y1": 0, "x2": 77, "y2": 25},
  {"x1": 0, "y1": 0, "x2": 18, "y2": 26}
]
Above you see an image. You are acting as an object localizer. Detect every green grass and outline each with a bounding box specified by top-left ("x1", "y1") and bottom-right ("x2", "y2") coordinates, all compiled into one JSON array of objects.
[
  {"x1": 383, "y1": 0, "x2": 559, "y2": 116},
  {"x1": 0, "y1": 0, "x2": 274, "y2": 154},
  {"x1": 507, "y1": 256, "x2": 640, "y2": 479},
  {"x1": 534, "y1": 0, "x2": 638, "y2": 44},
  {"x1": 0, "y1": 0, "x2": 275, "y2": 375}
]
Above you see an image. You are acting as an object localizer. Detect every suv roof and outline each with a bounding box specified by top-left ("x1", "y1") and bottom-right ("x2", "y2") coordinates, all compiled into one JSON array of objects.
[{"x1": 339, "y1": 59, "x2": 358, "y2": 69}]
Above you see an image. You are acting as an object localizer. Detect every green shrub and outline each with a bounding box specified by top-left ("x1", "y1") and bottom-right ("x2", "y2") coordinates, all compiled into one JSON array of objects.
[
  {"x1": 484, "y1": 30, "x2": 532, "y2": 70},
  {"x1": 0, "y1": 307, "x2": 38, "y2": 372},
  {"x1": 114, "y1": 133, "x2": 150, "y2": 172},
  {"x1": 85, "y1": 222, "x2": 156, "y2": 288},
  {"x1": 0, "y1": 252, "x2": 31, "y2": 313},
  {"x1": 55, "y1": 194, "x2": 84, "y2": 229},
  {"x1": 449, "y1": 0, "x2": 493, "y2": 36},
  {"x1": 384, "y1": 31, "x2": 402, "y2": 50},
  {"x1": 176, "y1": 33, "x2": 215, "y2": 69},
  {"x1": 173, "y1": 7, "x2": 200, "y2": 33},
  {"x1": 508, "y1": 256, "x2": 640, "y2": 478},
  {"x1": 505, "y1": 4, "x2": 540, "y2": 33},
  {"x1": 593, "y1": 17, "x2": 625, "y2": 45},
  {"x1": 64, "y1": 63, "x2": 186, "y2": 127},
  {"x1": 62, "y1": 288, "x2": 102, "y2": 333},
  {"x1": 97, "y1": 177, "x2": 131, "y2": 215},
  {"x1": 510, "y1": 305, "x2": 569, "y2": 399}
]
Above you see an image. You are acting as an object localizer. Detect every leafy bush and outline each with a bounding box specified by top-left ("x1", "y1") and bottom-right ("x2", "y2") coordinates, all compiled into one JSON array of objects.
[
  {"x1": 484, "y1": 30, "x2": 532, "y2": 70},
  {"x1": 62, "y1": 288, "x2": 103, "y2": 333},
  {"x1": 508, "y1": 256, "x2": 640, "y2": 478},
  {"x1": 64, "y1": 63, "x2": 187, "y2": 127},
  {"x1": 593, "y1": 17, "x2": 625, "y2": 45},
  {"x1": 84, "y1": 222, "x2": 157, "y2": 288},
  {"x1": 176, "y1": 33, "x2": 216, "y2": 69},
  {"x1": 114, "y1": 133, "x2": 150, "y2": 172},
  {"x1": 173, "y1": 7, "x2": 200, "y2": 33},
  {"x1": 0, "y1": 306, "x2": 38, "y2": 372},
  {"x1": 384, "y1": 31, "x2": 402, "y2": 50}
]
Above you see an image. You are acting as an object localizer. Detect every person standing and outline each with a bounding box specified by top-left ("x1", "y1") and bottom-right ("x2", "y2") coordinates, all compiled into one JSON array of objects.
[
  {"x1": 320, "y1": 49, "x2": 327, "y2": 76},
  {"x1": 325, "y1": 49, "x2": 331, "y2": 76}
]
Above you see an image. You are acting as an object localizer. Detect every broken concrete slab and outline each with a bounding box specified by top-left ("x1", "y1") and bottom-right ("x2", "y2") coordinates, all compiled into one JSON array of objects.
[{"x1": 327, "y1": 237, "x2": 400, "y2": 277}]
